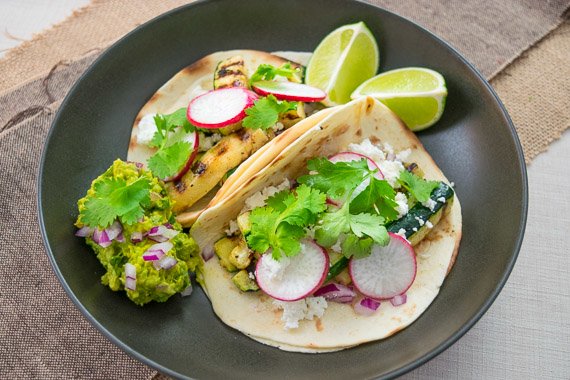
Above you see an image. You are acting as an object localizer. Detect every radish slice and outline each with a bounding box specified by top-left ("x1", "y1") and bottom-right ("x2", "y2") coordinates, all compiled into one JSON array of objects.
[
  {"x1": 255, "y1": 239, "x2": 329, "y2": 301},
  {"x1": 329, "y1": 152, "x2": 384, "y2": 180},
  {"x1": 163, "y1": 130, "x2": 200, "y2": 182},
  {"x1": 349, "y1": 233, "x2": 417, "y2": 300},
  {"x1": 251, "y1": 80, "x2": 326, "y2": 102},
  {"x1": 187, "y1": 87, "x2": 258, "y2": 129}
]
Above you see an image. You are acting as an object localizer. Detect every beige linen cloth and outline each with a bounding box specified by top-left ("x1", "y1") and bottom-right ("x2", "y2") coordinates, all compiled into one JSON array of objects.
[{"x1": 0, "y1": 1, "x2": 569, "y2": 379}]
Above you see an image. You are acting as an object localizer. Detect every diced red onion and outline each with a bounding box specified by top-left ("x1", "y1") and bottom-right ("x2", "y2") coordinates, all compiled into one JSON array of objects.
[
  {"x1": 201, "y1": 247, "x2": 214, "y2": 261},
  {"x1": 130, "y1": 231, "x2": 144, "y2": 243},
  {"x1": 181, "y1": 284, "x2": 193, "y2": 297},
  {"x1": 75, "y1": 226, "x2": 93, "y2": 237},
  {"x1": 390, "y1": 294, "x2": 407, "y2": 307},
  {"x1": 105, "y1": 220, "x2": 123, "y2": 241},
  {"x1": 313, "y1": 283, "x2": 356, "y2": 303},
  {"x1": 115, "y1": 232, "x2": 125, "y2": 243},
  {"x1": 127, "y1": 160, "x2": 144, "y2": 169},
  {"x1": 148, "y1": 224, "x2": 179, "y2": 241},
  {"x1": 353, "y1": 297, "x2": 381, "y2": 316},
  {"x1": 153, "y1": 255, "x2": 177, "y2": 270},
  {"x1": 92, "y1": 228, "x2": 112, "y2": 248},
  {"x1": 148, "y1": 235, "x2": 169, "y2": 243},
  {"x1": 124, "y1": 263, "x2": 136, "y2": 290},
  {"x1": 142, "y1": 241, "x2": 173, "y2": 261}
]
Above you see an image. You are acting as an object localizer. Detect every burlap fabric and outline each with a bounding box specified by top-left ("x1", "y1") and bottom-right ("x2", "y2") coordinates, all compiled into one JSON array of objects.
[{"x1": 0, "y1": 1, "x2": 568, "y2": 379}]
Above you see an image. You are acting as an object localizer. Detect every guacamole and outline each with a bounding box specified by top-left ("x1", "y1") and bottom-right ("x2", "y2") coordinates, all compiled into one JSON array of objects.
[{"x1": 75, "y1": 160, "x2": 202, "y2": 306}]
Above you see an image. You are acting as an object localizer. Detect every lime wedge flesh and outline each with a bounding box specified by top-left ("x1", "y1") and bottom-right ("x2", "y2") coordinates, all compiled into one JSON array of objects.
[
  {"x1": 351, "y1": 68, "x2": 447, "y2": 131},
  {"x1": 306, "y1": 22, "x2": 379, "y2": 106}
]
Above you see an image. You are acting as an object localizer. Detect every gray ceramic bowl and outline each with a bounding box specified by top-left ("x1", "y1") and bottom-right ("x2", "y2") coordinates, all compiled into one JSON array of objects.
[{"x1": 38, "y1": 0, "x2": 527, "y2": 378}]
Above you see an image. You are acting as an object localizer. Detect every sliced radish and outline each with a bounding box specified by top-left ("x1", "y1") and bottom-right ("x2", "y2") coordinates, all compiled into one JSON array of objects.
[
  {"x1": 255, "y1": 239, "x2": 329, "y2": 301},
  {"x1": 251, "y1": 80, "x2": 326, "y2": 102},
  {"x1": 349, "y1": 233, "x2": 417, "y2": 300},
  {"x1": 187, "y1": 87, "x2": 258, "y2": 129},
  {"x1": 329, "y1": 152, "x2": 384, "y2": 180},
  {"x1": 163, "y1": 130, "x2": 199, "y2": 182}
]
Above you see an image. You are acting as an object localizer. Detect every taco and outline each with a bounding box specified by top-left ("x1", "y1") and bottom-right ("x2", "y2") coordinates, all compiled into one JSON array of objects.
[
  {"x1": 190, "y1": 96, "x2": 462, "y2": 352},
  {"x1": 127, "y1": 50, "x2": 330, "y2": 227}
]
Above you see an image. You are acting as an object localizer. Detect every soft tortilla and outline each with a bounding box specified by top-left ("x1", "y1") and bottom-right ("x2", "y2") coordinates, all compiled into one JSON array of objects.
[
  {"x1": 126, "y1": 50, "x2": 332, "y2": 225},
  {"x1": 191, "y1": 97, "x2": 462, "y2": 351}
]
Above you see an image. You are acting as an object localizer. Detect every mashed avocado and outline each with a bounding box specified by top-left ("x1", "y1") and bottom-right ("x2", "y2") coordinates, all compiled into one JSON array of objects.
[{"x1": 75, "y1": 160, "x2": 202, "y2": 306}]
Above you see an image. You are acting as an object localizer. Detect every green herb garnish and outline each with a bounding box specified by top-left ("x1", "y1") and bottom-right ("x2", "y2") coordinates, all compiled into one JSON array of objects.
[
  {"x1": 398, "y1": 170, "x2": 439, "y2": 203},
  {"x1": 242, "y1": 95, "x2": 297, "y2": 130},
  {"x1": 249, "y1": 63, "x2": 300, "y2": 84}
]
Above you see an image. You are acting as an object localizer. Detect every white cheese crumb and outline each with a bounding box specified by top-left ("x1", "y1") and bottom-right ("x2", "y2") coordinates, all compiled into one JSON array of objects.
[
  {"x1": 248, "y1": 272, "x2": 256, "y2": 280},
  {"x1": 383, "y1": 142, "x2": 395, "y2": 156},
  {"x1": 199, "y1": 132, "x2": 222, "y2": 152},
  {"x1": 426, "y1": 221, "x2": 434, "y2": 229},
  {"x1": 395, "y1": 192, "x2": 409, "y2": 218},
  {"x1": 450, "y1": 181, "x2": 455, "y2": 187},
  {"x1": 242, "y1": 179, "x2": 291, "y2": 212},
  {"x1": 136, "y1": 114, "x2": 158, "y2": 145},
  {"x1": 263, "y1": 254, "x2": 291, "y2": 281},
  {"x1": 273, "y1": 296, "x2": 328, "y2": 330},
  {"x1": 225, "y1": 220, "x2": 239, "y2": 236},
  {"x1": 422, "y1": 198, "x2": 437, "y2": 211},
  {"x1": 412, "y1": 227, "x2": 418, "y2": 232},
  {"x1": 272, "y1": 122, "x2": 285, "y2": 133},
  {"x1": 396, "y1": 148, "x2": 411, "y2": 162},
  {"x1": 436, "y1": 197, "x2": 446, "y2": 203},
  {"x1": 378, "y1": 160, "x2": 404, "y2": 187},
  {"x1": 396, "y1": 228, "x2": 407, "y2": 238},
  {"x1": 347, "y1": 138, "x2": 386, "y2": 163},
  {"x1": 414, "y1": 216, "x2": 425, "y2": 226}
]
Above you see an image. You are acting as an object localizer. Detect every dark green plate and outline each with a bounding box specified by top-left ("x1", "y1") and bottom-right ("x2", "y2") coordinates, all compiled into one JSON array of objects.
[{"x1": 38, "y1": 0, "x2": 527, "y2": 378}]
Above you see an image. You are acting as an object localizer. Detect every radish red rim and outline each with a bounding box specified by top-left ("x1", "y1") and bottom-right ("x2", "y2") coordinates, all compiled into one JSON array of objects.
[{"x1": 251, "y1": 80, "x2": 327, "y2": 102}]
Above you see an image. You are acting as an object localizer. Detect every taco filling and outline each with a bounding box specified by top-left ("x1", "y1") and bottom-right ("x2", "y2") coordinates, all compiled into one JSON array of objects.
[{"x1": 215, "y1": 138, "x2": 454, "y2": 329}]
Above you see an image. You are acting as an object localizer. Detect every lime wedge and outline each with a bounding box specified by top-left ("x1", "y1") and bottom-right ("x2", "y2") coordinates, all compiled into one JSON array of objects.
[
  {"x1": 306, "y1": 22, "x2": 379, "y2": 106},
  {"x1": 351, "y1": 67, "x2": 447, "y2": 131}
]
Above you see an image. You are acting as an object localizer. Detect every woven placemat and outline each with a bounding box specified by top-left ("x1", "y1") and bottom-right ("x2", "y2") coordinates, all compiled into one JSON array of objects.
[{"x1": 0, "y1": 1, "x2": 568, "y2": 379}]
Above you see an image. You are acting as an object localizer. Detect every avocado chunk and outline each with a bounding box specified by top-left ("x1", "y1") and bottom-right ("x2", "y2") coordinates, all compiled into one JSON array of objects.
[
  {"x1": 214, "y1": 237, "x2": 239, "y2": 272},
  {"x1": 228, "y1": 238, "x2": 251, "y2": 269},
  {"x1": 232, "y1": 270, "x2": 259, "y2": 292},
  {"x1": 237, "y1": 212, "x2": 251, "y2": 236}
]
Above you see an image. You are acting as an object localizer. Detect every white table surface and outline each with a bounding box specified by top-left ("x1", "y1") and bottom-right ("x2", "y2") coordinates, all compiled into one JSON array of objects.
[{"x1": 2, "y1": 2, "x2": 568, "y2": 379}]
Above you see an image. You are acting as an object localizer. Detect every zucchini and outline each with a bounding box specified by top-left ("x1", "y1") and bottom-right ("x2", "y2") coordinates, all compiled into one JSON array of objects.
[
  {"x1": 231, "y1": 270, "x2": 259, "y2": 292},
  {"x1": 213, "y1": 56, "x2": 248, "y2": 89},
  {"x1": 386, "y1": 182, "x2": 454, "y2": 245},
  {"x1": 228, "y1": 238, "x2": 252, "y2": 269},
  {"x1": 214, "y1": 236, "x2": 239, "y2": 272},
  {"x1": 237, "y1": 212, "x2": 251, "y2": 236}
]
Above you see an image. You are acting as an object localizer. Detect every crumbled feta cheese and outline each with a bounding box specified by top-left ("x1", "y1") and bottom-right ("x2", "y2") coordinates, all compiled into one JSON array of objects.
[
  {"x1": 273, "y1": 296, "x2": 328, "y2": 330},
  {"x1": 396, "y1": 228, "x2": 407, "y2": 238},
  {"x1": 450, "y1": 181, "x2": 455, "y2": 188},
  {"x1": 199, "y1": 132, "x2": 222, "y2": 152},
  {"x1": 396, "y1": 148, "x2": 412, "y2": 162},
  {"x1": 263, "y1": 254, "x2": 291, "y2": 281},
  {"x1": 225, "y1": 220, "x2": 239, "y2": 236},
  {"x1": 414, "y1": 216, "x2": 425, "y2": 226},
  {"x1": 347, "y1": 138, "x2": 386, "y2": 163},
  {"x1": 436, "y1": 197, "x2": 446, "y2": 203},
  {"x1": 136, "y1": 114, "x2": 158, "y2": 145},
  {"x1": 272, "y1": 122, "x2": 285, "y2": 133},
  {"x1": 248, "y1": 271, "x2": 256, "y2": 280},
  {"x1": 412, "y1": 227, "x2": 418, "y2": 232},
  {"x1": 243, "y1": 179, "x2": 291, "y2": 212},
  {"x1": 422, "y1": 198, "x2": 437, "y2": 211},
  {"x1": 378, "y1": 160, "x2": 405, "y2": 187},
  {"x1": 395, "y1": 192, "x2": 409, "y2": 218},
  {"x1": 425, "y1": 221, "x2": 434, "y2": 229},
  {"x1": 383, "y1": 142, "x2": 395, "y2": 156}
]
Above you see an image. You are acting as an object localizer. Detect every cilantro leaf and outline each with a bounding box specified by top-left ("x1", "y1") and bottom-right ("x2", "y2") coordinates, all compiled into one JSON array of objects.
[
  {"x1": 298, "y1": 158, "x2": 370, "y2": 199},
  {"x1": 249, "y1": 63, "x2": 300, "y2": 84},
  {"x1": 349, "y1": 213, "x2": 389, "y2": 245},
  {"x1": 242, "y1": 95, "x2": 296, "y2": 130},
  {"x1": 147, "y1": 141, "x2": 191, "y2": 179},
  {"x1": 149, "y1": 108, "x2": 195, "y2": 149},
  {"x1": 341, "y1": 235, "x2": 374, "y2": 259},
  {"x1": 314, "y1": 207, "x2": 350, "y2": 247},
  {"x1": 398, "y1": 170, "x2": 440, "y2": 203},
  {"x1": 246, "y1": 185, "x2": 326, "y2": 259},
  {"x1": 350, "y1": 177, "x2": 399, "y2": 221},
  {"x1": 164, "y1": 107, "x2": 194, "y2": 133},
  {"x1": 81, "y1": 177, "x2": 150, "y2": 228}
]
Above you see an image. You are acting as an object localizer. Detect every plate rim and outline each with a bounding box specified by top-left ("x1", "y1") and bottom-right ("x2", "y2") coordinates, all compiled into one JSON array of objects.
[{"x1": 37, "y1": 0, "x2": 528, "y2": 378}]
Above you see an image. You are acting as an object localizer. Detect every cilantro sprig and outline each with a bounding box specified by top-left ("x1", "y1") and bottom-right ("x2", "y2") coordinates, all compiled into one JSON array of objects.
[
  {"x1": 242, "y1": 95, "x2": 297, "y2": 130},
  {"x1": 147, "y1": 108, "x2": 196, "y2": 179},
  {"x1": 80, "y1": 177, "x2": 151, "y2": 228},
  {"x1": 299, "y1": 158, "x2": 398, "y2": 258},
  {"x1": 398, "y1": 170, "x2": 439, "y2": 203},
  {"x1": 249, "y1": 63, "x2": 300, "y2": 84},
  {"x1": 246, "y1": 184, "x2": 327, "y2": 260}
]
